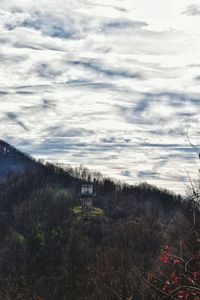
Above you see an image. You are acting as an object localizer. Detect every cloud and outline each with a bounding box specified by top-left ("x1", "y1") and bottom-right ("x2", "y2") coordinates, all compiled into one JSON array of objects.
[
  {"x1": 35, "y1": 63, "x2": 63, "y2": 79},
  {"x1": 2, "y1": 10, "x2": 79, "y2": 39},
  {"x1": 69, "y1": 59, "x2": 143, "y2": 79},
  {"x1": 5, "y1": 112, "x2": 29, "y2": 131},
  {"x1": 121, "y1": 170, "x2": 131, "y2": 177},
  {"x1": 182, "y1": 4, "x2": 200, "y2": 16},
  {"x1": 116, "y1": 92, "x2": 200, "y2": 126},
  {"x1": 138, "y1": 170, "x2": 158, "y2": 179},
  {"x1": 0, "y1": 0, "x2": 200, "y2": 194},
  {"x1": 0, "y1": 91, "x2": 9, "y2": 96},
  {"x1": 46, "y1": 126, "x2": 94, "y2": 138},
  {"x1": 0, "y1": 53, "x2": 28, "y2": 64},
  {"x1": 101, "y1": 19, "x2": 148, "y2": 32}
]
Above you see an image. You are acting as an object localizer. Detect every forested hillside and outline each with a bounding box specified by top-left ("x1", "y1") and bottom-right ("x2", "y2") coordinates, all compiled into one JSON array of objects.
[
  {"x1": 0, "y1": 140, "x2": 39, "y2": 179},
  {"x1": 0, "y1": 141, "x2": 199, "y2": 300}
]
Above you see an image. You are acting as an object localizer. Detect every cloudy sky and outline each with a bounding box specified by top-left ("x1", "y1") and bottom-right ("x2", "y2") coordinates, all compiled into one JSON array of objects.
[{"x1": 0, "y1": 0, "x2": 200, "y2": 194}]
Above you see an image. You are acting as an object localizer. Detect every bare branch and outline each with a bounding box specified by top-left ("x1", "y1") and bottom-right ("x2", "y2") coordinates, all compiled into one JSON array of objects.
[
  {"x1": 138, "y1": 269, "x2": 177, "y2": 300},
  {"x1": 186, "y1": 133, "x2": 200, "y2": 159}
]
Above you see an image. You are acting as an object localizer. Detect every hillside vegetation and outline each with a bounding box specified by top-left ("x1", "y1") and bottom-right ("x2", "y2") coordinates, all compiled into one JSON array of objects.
[{"x1": 0, "y1": 141, "x2": 198, "y2": 300}]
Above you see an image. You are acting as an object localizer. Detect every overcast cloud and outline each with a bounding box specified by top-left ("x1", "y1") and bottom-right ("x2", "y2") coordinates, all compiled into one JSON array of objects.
[{"x1": 0, "y1": 0, "x2": 200, "y2": 194}]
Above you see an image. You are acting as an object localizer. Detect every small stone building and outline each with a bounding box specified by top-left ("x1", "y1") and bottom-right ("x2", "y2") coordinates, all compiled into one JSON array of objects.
[{"x1": 80, "y1": 184, "x2": 96, "y2": 211}]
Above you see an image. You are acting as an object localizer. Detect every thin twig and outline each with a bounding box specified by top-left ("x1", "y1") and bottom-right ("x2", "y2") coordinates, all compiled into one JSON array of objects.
[
  {"x1": 138, "y1": 269, "x2": 177, "y2": 300},
  {"x1": 95, "y1": 274, "x2": 122, "y2": 300},
  {"x1": 186, "y1": 133, "x2": 200, "y2": 159}
]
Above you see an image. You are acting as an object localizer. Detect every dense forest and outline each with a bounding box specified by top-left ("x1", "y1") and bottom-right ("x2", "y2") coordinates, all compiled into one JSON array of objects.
[{"x1": 0, "y1": 140, "x2": 199, "y2": 300}]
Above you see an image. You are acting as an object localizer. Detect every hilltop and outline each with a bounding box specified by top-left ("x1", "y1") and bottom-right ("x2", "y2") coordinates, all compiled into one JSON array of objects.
[{"x1": 0, "y1": 140, "x2": 40, "y2": 179}]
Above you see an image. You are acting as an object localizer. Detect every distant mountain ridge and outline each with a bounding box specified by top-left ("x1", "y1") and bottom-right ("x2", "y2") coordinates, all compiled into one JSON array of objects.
[{"x1": 0, "y1": 140, "x2": 39, "y2": 178}]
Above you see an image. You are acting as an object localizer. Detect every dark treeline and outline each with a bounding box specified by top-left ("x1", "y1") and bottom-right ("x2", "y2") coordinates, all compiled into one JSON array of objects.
[{"x1": 0, "y1": 143, "x2": 198, "y2": 299}]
